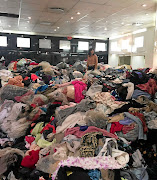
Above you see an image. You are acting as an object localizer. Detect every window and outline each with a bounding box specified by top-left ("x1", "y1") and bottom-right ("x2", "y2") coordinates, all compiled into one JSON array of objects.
[
  {"x1": 59, "y1": 40, "x2": 71, "y2": 50},
  {"x1": 0, "y1": 36, "x2": 7, "y2": 47},
  {"x1": 78, "y1": 41, "x2": 89, "y2": 51},
  {"x1": 95, "y1": 42, "x2": 106, "y2": 52},
  {"x1": 39, "y1": 39, "x2": 51, "y2": 49},
  {"x1": 111, "y1": 41, "x2": 121, "y2": 52},
  {"x1": 17, "y1": 37, "x2": 30, "y2": 48},
  {"x1": 134, "y1": 36, "x2": 144, "y2": 48},
  {"x1": 121, "y1": 39, "x2": 130, "y2": 50}
]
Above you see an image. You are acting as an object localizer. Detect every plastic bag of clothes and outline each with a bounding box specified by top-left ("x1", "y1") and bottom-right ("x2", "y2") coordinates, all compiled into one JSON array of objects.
[
  {"x1": 56, "y1": 62, "x2": 69, "y2": 69},
  {"x1": 17, "y1": 58, "x2": 27, "y2": 66},
  {"x1": 73, "y1": 61, "x2": 86, "y2": 72}
]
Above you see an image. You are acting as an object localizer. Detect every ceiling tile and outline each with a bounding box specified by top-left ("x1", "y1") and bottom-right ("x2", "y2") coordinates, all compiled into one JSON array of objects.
[
  {"x1": 80, "y1": 0, "x2": 108, "y2": 5},
  {"x1": 47, "y1": 0, "x2": 79, "y2": 11}
]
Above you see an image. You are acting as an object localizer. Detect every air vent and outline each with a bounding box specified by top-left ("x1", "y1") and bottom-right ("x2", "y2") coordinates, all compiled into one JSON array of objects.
[
  {"x1": 48, "y1": 7, "x2": 65, "y2": 13},
  {"x1": 0, "y1": 12, "x2": 19, "y2": 18},
  {"x1": 40, "y1": 22, "x2": 52, "y2": 26},
  {"x1": 132, "y1": 22, "x2": 143, "y2": 26}
]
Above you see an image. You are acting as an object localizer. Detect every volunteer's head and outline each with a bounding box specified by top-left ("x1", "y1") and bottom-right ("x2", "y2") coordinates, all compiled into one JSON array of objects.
[{"x1": 88, "y1": 48, "x2": 94, "y2": 56}]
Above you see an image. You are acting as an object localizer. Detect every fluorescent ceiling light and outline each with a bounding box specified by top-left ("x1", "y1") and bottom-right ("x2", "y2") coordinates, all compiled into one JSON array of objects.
[{"x1": 40, "y1": 22, "x2": 52, "y2": 25}]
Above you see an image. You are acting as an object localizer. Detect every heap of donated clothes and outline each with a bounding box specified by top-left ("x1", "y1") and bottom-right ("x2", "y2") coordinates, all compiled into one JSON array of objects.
[{"x1": 0, "y1": 59, "x2": 157, "y2": 180}]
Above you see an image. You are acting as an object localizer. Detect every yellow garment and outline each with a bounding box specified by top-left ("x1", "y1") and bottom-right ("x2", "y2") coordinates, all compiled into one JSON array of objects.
[
  {"x1": 31, "y1": 122, "x2": 45, "y2": 136},
  {"x1": 108, "y1": 113, "x2": 124, "y2": 123},
  {"x1": 66, "y1": 171, "x2": 73, "y2": 176},
  {"x1": 37, "y1": 138, "x2": 56, "y2": 148}
]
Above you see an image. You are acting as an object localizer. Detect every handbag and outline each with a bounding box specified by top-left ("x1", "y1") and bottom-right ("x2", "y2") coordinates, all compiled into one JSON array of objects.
[{"x1": 98, "y1": 138, "x2": 129, "y2": 167}]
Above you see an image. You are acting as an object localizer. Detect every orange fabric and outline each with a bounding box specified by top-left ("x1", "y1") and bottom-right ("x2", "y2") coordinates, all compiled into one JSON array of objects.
[{"x1": 8, "y1": 75, "x2": 24, "y2": 87}]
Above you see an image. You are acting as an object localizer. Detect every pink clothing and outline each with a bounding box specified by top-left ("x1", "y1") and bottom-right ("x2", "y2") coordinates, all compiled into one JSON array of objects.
[
  {"x1": 64, "y1": 126, "x2": 118, "y2": 139},
  {"x1": 122, "y1": 123, "x2": 136, "y2": 134},
  {"x1": 71, "y1": 80, "x2": 87, "y2": 103},
  {"x1": 136, "y1": 79, "x2": 157, "y2": 95}
]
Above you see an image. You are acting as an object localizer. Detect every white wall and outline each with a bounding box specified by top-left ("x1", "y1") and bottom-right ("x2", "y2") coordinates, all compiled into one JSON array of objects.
[
  {"x1": 131, "y1": 56, "x2": 145, "y2": 69},
  {"x1": 109, "y1": 27, "x2": 155, "y2": 68},
  {"x1": 108, "y1": 54, "x2": 119, "y2": 67}
]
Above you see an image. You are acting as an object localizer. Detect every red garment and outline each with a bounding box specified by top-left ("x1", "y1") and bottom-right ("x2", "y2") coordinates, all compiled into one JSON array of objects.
[
  {"x1": 25, "y1": 136, "x2": 35, "y2": 145},
  {"x1": 110, "y1": 122, "x2": 123, "y2": 134},
  {"x1": 52, "y1": 102, "x2": 62, "y2": 105},
  {"x1": 30, "y1": 62, "x2": 39, "y2": 65},
  {"x1": 122, "y1": 123, "x2": 135, "y2": 134},
  {"x1": 24, "y1": 76, "x2": 29, "y2": 80},
  {"x1": 21, "y1": 150, "x2": 40, "y2": 169},
  {"x1": 30, "y1": 104, "x2": 37, "y2": 108},
  {"x1": 31, "y1": 74, "x2": 38, "y2": 81},
  {"x1": 136, "y1": 79, "x2": 157, "y2": 95},
  {"x1": 40, "y1": 124, "x2": 56, "y2": 134},
  {"x1": 40, "y1": 117, "x2": 56, "y2": 134},
  {"x1": 129, "y1": 112, "x2": 148, "y2": 133},
  {"x1": 71, "y1": 80, "x2": 87, "y2": 103},
  {"x1": 13, "y1": 61, "x2": 17, "y2": 71},
  {"x1": 64, "y1": 126, "x2": 118, "y2": 139}
]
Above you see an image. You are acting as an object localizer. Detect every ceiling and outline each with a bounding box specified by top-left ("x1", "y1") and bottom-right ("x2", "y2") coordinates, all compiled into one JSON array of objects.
[{"x1": 0, "y1": 0, "x2": 156, "y2": 39}]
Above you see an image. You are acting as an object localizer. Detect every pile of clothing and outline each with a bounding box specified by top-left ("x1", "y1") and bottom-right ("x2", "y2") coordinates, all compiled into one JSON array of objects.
[{"x1": 0, "y1": 59, "x2": 157, "y2": 180}]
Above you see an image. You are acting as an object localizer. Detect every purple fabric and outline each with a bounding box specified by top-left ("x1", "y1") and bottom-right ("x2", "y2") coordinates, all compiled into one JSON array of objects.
[
  {"x1": 80, "y1": 126, "x2": 88, "y2": 131},
  {"x1": 119, "y1": 117, "x2": 133, "y2": 125}
]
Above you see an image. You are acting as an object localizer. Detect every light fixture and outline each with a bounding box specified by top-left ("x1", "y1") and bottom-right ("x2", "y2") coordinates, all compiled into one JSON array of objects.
[
  {"x1": 40, "y1": 21, "x2": 52, "y2": 26},
  {"x1": 57, "y1": 27, "x2": 60, "y2": 29},
  {"x1": 146, "y1": 13, "x2": 148, "y2": 16},
  {"x1": 121, "y1": 22, "x2": 124, "y2": 25},
  {"x1": 77, "y1": 12, "x2": 80, "y2": 15},
  {"x1": 27, "y1": 21, "x2": 30, "y2": 23},
  {"x1": 28, "y1": 17, "x2": 31, "y2": 19},
  {"x1": 104, "y1": 28, "x2": 107, "y2": 30},
  {"x1": 8, "y1": 25, "x2": 11, "y2": 27},
  {"x1": 25, "y1": 27, "x2": 27, "y2": 29},
  {"x1": 54, "y1": 29, "x2": 56, "y2": 31},
  {"x1": 66, "y1": 21, "x2": 70, "y2": 23},
  {"x1": 0, "y1": 20, "x2": 1, "y2": 23},
  {"x1": 142, "y1": 4, "x2": 147, "y2": 7},
  {"x1": 71, "y1": 17, "x2": 73, "y2": 19}
]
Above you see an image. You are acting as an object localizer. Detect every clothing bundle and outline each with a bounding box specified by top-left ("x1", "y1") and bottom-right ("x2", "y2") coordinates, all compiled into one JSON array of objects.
[{"x1": 0, "y1": 59, "x2": 156, "y2": 180}]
